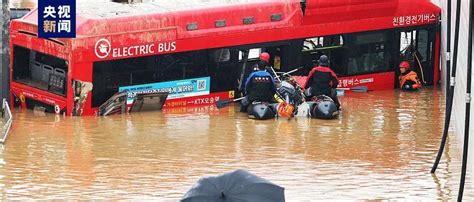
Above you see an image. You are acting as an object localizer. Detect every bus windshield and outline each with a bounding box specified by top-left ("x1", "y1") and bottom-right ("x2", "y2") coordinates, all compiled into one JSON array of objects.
[{"x1": 12, "y1": 46, "x2": 68, "y2": 96}]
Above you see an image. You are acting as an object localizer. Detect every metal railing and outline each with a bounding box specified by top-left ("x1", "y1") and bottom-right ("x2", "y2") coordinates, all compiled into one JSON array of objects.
[{"x1": 0, "y1": 98, "x2": 12, "y2": 144}]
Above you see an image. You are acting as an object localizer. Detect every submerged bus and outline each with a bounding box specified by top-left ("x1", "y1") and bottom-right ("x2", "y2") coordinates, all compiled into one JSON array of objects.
[{"x1": 10, "y1": 0, "x2": 441, "y2": 116}]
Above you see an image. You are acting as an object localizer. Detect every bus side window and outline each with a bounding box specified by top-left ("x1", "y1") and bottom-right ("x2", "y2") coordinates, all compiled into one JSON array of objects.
[
  {"x1": 187, "y1": 51, "x2": 210, "y2": 79},
  {"x1": 238, "y1": 49, "x2": 261, "y2": 61},
  {"x1": 344, "y1": 32, "x2": 391, "y2": 75},
  {"x1": 300, "y1": 35, "x2": 344, "y2": 75},
  {"x1": 210, "y1": 49, "x2": 239, "y2": 92},
  {"x1": 212, "y1": 49, "x2": 230, "y2": 63}
]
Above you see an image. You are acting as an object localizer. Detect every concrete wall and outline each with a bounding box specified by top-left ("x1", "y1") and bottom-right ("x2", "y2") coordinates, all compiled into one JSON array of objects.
[
  {"x1": 9, "y1": 0, "x2": 34, "y2": 8},
  {"x1": 435, "y1": 0, "x2": 474, "y2": 185}
]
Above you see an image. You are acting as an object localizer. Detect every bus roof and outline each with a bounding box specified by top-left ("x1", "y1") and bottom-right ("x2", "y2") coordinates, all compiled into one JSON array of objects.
[
  {"x1": 304, "y1": 0, "x2": 440, "y2": 25},
  {"x1": 11, "y1": 0, "x2": 440, "y2": 57},
  {"x1": 17, "y1": 0, "x2": 301, "y2": 38},
  {"x1": 76, "y1": 0, "x2": 272, "y2": 18}
]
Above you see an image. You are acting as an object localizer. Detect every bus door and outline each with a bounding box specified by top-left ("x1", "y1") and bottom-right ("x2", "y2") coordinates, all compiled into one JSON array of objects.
[
  {"x1": 234, "y1": 45, "x2": 292, "y2": 96},
  {"x1": 398, "y1": 26, "x2": 437, "y2": 86}
]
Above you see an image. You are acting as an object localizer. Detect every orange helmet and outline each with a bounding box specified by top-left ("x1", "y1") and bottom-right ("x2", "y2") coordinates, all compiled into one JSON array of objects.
[
  {"x1": 399, "y1": 61, "x2": 410, "y2": 70},
  {"x1": 259, "y1": 52, "x2": 270, "y2": 63}
]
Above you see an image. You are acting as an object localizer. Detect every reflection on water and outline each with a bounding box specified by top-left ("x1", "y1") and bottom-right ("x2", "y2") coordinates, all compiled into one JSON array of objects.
[{"x1": 0, "y1": 88, "x2": 471, "y2": 200}]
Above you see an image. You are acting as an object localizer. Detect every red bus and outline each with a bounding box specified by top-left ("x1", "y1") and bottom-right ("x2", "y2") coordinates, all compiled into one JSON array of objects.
[{"x1": 10, "y1": 0, "x2": 441, "y2": 116}]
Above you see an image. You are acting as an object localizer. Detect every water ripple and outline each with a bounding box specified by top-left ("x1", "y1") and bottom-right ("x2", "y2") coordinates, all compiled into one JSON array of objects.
[{"x1": 0, "y1": 88, "x2": 471, "y2": 200}]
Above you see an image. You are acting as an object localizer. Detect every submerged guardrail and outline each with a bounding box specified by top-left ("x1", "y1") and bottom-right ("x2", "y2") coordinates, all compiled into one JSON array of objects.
[{"x1": 0, "y1": 99, "x2": 12, "y2": 144}]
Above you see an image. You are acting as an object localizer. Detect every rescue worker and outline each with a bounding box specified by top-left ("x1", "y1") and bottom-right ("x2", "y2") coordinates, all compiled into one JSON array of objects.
[
  {"x1": 240, "y1": 64, "x2": 277, "y2": 112},
  {"x1": 399, "y1": 61, "x2": 421, "y2": 91},
  {"x1": 252, "y1": 52, "x2": 277, "y2": 78},
  {"x1": 304, "y1": 55, "x2": 341, "y2": 109}
]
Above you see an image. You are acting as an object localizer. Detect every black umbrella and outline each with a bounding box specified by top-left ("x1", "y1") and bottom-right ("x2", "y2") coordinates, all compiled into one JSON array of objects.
[{"x1": 181, "y1": 169, "x2": 285, "y2": 202}]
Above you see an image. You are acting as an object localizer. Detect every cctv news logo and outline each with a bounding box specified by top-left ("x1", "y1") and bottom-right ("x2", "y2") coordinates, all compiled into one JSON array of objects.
[{"x1": 94, "y1": 38, "x2": 176, "y2": 59}]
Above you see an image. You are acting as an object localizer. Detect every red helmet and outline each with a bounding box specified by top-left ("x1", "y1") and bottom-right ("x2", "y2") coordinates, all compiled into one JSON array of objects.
[
  {"x1": 259, "y1": 52, "x2": 270, "y2": 63},
  {"x1": 399, "y1": 61, "x2": 410, "y2": 69}
]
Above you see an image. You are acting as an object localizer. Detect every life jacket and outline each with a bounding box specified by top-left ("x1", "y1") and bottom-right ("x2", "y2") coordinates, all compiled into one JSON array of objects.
[
  {"x1": 245, "y1": 71, "x2": 276, "y2": 102},
  {"x1": 399, "y1": 71, "x2": 421, "y2": 90},
  {"x1": 304, "y1": 66, "x2": 339, "y2": 97}
]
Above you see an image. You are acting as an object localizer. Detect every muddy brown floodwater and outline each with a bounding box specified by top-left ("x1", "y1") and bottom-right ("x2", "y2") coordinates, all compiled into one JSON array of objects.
[{"x1": 0, "y1": 87, "x2": 472, "y2": 200}]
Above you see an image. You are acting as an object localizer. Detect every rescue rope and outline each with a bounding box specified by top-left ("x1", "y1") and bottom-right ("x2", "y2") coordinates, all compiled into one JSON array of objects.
[{"x1": 413, "y1": 52, "x2": 427, "y2": 84}]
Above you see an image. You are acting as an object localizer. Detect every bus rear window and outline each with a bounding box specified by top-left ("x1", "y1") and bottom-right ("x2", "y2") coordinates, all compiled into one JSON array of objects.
[{"x1": 12, "y1": 46, "x2": 68, "y2": 96}]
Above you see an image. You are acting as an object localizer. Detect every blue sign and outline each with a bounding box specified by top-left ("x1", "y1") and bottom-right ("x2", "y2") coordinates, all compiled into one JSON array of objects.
[
  {"x1": 119, "y1": 77, "x2": 211, "y2": 104},
  {"x1": 38, "y1": 0, "x2": 76, "y2": 38}
]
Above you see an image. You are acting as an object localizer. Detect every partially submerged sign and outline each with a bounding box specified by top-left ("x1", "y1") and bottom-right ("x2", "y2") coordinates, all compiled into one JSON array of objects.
[
  {"x1": 97, "y1": 91, "x2": 169, "y2": 116},
  {"x1": 119, "y1": 77, "x2": 210, "y2": 105},
  {"x1": 129, "y1": 92, "x2": 168, "y2": 113}
]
